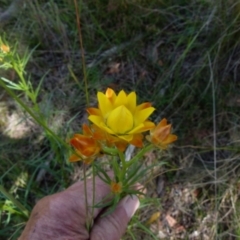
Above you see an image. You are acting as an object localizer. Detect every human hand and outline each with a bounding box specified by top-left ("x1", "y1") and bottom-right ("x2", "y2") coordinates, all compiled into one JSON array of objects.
[{"x1": 19, "y1": 174, "x2": 140, "y2": 240}]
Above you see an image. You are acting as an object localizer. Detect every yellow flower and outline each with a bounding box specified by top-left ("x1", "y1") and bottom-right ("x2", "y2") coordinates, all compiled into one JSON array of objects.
[
  {"x1": 146, "y1": 118, "x2": 177, "y2": 149},
  {"x1": 87, "y1": 88, "x2": 155, "y2": 144},
  {"x1": 110, "y1": 181, "x2": 122, "y2": 194},
  {"x1": 69, "y1": 124, "x2": 100, "y2": 164},
  {"x1": 0, "y1": 44, "x2": 10, "y2": 53}
]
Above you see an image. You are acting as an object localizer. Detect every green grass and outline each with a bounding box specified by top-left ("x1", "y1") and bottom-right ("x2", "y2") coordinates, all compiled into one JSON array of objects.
[{"x1": 1, "y1": 0, "x2": 240, "y2": 239}]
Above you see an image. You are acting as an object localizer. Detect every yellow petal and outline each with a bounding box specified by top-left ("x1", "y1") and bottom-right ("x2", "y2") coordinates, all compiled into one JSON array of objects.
[
  {"x1": 88, "y1": 116, "x2": 115, "y2": 134},
  {"x1": 107, "y1": 105, "x2": 134, "y2": 134},
  {"x1": 130, "y1": 121, "x2": 155, "y2": 134},
  {"x1": 114, "y1": 90, "x2": 127, "y2": 108},
  {"x1": 142, "y1": 121, "x2": 155, "y2": 130},
  {"x1": 88, "y1": 115, "x2": 103, "y2": 129},
  {"x1": 117, "y1": 134, "x2": 133, "y2": 142},
  {"x1": 99, "y1": 122, "x2": 115, "y2": 134},
  {"x1": 128, "y1": 123, "x2": 145, "y2": 134},
  {"x1": 134, "y1": 107, "x2": 155, "y2": 126},
  {"x1": 97, "y1": 92, "x2": 113, "y2": 117},
  {"x1": 126, "y1": 91, "x2": 136, "y2": 112}
]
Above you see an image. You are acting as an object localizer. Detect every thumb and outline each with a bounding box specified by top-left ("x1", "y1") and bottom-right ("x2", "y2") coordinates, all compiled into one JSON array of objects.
[{"x1": 90, "y1": 195, "x2": 140, "y2": 240}]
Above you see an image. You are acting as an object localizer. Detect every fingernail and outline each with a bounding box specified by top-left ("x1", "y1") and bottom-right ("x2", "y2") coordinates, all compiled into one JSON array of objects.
[{"x1": 122, "y1": 195, "x2": 140, "y2": 218}]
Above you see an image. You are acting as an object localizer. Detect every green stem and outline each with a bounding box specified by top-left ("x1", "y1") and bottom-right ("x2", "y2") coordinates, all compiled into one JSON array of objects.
[
  {"x1": 112, "y1": 155, "x2": 120, "y2": 181},
  {"x1": 83, "y1": 164, "x2": 91, "y2": 232},
  {"x1": 91, "y1": 164, "x2": 96, "y2": 227},
  {"x1": 126, "y1": 144, "x2": 154, "y2": 168},
  {"x1": 73, "y1": 0, "x2": 89, "y2": 106},
  {"x1": 16, "y1": 70, "x2": 27, "y2": 87},
  {"x1": 117, "y1": 149, "x2": 127, "y2": 182},
  {"x1": 0, "y1": 79, "x2": 69, "y2": 149},
  {"x1": 118, "y1": 150, "x2": 125, "y2": 167},
  {"x1": 0, "y1": 184, "x2": 29, "y2": 217},
  {"x1": 102, "y1": 146, "x2": 119, "y2": 155},
  {"x1": 15, "y1": 67, "x2": 40, "y2": 113}
]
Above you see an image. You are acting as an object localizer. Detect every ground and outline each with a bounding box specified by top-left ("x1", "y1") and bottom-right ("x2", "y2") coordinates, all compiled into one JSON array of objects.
[{"x1": 0, "y1": 0, "x2": 240, "y2": 239}]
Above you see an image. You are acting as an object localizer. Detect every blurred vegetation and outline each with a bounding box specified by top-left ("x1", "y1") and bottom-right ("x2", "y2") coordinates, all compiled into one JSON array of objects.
[{"x1": 1, "y1": 0, "x2": 240, "y2": 239}]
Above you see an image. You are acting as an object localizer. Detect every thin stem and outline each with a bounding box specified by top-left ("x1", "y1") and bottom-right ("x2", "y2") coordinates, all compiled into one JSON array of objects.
[
  {"x1": 0, "y1": 184, "x2": 29, "y2": 218},
  {"x1": 0, "y1": 80, "x2": 68, "y2": 149},
  {"x1": 83, "y1": 164, "x2": 91, "y2": 231},
  {"x1": 91, "y1": 164, "x2": 96, "y2": 229},
  {"x1": 73, "y1": 0, "x2": 89, "y2": 106},
  {"x1": 118, "y1": 149, "x2": 126, "y2": 167},
  {"x1": 112, "y1": 155, "x2": 120, "y2": 181},
  {"x1": 208, "y1": 53, "x2": 218, "y2": 236},
  {"x1": 14, "y1": 66, "x2": 40, "y2": 113},
  {"x1": 117, "y1": 149, "x2": 127, "y2": 182}
]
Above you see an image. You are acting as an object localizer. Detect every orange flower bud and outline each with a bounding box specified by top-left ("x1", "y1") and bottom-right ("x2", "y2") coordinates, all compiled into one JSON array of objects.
[
  {"x1": 69, "y1": 124, "x2": 100, "y2": 163},
  {"x1": 146, "y1": 118, "x2": 177, "y2": 149},
  {"x1": 110, "y1": 181, "x2": 122, "y2": 194}
]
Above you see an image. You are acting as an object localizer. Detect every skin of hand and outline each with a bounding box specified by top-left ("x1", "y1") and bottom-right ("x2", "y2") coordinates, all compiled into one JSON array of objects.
[{"x1": 18, "y1": 175, "x2": 140, "y2": 240}]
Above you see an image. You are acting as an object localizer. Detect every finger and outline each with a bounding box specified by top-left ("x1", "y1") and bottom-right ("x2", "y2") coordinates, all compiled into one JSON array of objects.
[
  {"x1": 90, "y1": 195, "x2": 140, "y2": 240},
  {"x1": 64, "y1": 172, "x2": 114, "y2": 218}
]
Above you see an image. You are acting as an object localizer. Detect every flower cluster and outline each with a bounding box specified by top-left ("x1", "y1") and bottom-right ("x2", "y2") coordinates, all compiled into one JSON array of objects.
[{"x1": 69, "y1": 88, "x2": 177, "y2": 164}]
